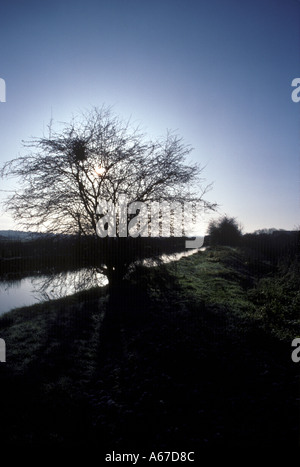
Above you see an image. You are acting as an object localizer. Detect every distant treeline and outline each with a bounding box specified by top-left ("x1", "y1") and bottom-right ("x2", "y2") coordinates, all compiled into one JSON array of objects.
[
  {"x1": 204, "y1": 229, "x2": 299, "y2": 263},
  {"x1": 0, "y1": 230, "x2": 298, "y2": 276},
  {"x1": 241, "y1": 230, "x2": 299, "y2": 263},
  {"x1": 0, "y1": 235, "x2": 188, "y2": 275}
]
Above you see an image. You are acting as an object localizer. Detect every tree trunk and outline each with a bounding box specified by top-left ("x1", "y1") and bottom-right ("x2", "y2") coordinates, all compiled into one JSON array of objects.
[{"x1": 106, "y1": 265, "x2": 127, "y2": 313}]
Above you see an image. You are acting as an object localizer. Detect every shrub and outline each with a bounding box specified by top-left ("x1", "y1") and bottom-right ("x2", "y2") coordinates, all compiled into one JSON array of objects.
[{"x1": 208, "y1": 216, "x2": 242, "y2": 247}]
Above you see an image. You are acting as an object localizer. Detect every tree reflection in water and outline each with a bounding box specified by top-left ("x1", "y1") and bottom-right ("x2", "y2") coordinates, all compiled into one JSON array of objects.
[{"x1": 31, "y1": 268, "x2": 108, "y2": 302}]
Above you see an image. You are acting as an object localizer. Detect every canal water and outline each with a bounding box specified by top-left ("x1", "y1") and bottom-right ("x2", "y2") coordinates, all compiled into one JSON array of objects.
[{"x1": 0, "y1": 248, "x2": 203, "y2": 315}]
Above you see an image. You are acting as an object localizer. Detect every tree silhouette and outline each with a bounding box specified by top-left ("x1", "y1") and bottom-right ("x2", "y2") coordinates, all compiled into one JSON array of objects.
[
  {"x1": 208, "y1": 216, "x2": 242, "y2": 247},
  {"x1": 1, "y1": 106, "x2": 215, "y2": 290}
]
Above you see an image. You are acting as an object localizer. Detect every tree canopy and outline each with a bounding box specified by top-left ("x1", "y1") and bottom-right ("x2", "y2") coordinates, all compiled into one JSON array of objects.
[
  {"x1": 1, "y1": 106, "x2": 216, "y2": 287},
  {"x1": 208, "y1": 216, "x2": 242, "y2": 247},
  {"x1": 1, "y1": 107, "x2": 214, "y2": 235}
]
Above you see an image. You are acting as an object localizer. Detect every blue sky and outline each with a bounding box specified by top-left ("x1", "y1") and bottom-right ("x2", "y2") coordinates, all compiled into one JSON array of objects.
[{"x1": 0, "y1": 0, "x2": 299, "y2": 234}]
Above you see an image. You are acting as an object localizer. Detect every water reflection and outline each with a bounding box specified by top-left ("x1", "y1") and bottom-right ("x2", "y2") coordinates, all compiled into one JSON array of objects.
[
  {"x1": 145, "y1": 248, "x2": 200, "y2": 265},
  {"x1": 0, "y1": 268, "x2": 108, "y2": 316},
  {"x1": 0, "y1": 247, "x2": 205, "y2": 315}
]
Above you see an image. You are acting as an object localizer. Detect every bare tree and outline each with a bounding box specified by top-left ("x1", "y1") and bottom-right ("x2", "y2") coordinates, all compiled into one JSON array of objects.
[{"x1": 1, "y1": 106, "x2": 215, "y2": 289}]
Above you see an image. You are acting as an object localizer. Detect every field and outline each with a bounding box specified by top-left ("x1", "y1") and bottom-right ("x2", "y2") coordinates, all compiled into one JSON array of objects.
[{"x1": 0, "y1": 245, "x2": 299, "y2": 449}]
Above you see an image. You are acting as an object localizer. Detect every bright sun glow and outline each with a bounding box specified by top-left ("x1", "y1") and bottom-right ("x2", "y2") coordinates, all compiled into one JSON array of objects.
[{"x1": 94, "y1": 166, "x2": 106, "y2": 176}]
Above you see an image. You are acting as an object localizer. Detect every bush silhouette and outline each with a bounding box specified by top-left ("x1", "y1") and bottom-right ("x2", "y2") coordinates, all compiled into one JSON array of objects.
[{"x1": 208, "y1": 216, "x2": 242, "y2": 246}]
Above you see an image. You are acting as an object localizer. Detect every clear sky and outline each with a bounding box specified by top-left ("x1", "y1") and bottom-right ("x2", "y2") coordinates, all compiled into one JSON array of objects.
[{"x1": 0, "y1": 0, "x2": 299, "y2": 234}]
